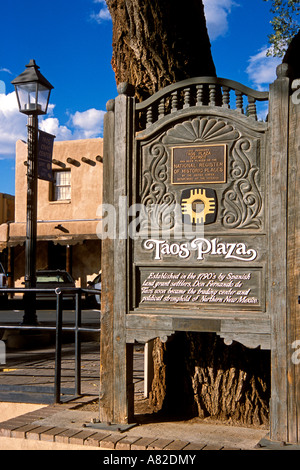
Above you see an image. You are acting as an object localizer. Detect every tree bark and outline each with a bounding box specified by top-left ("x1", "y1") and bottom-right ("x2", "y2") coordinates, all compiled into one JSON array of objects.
[
  {"x1": 106, "y1": 0, "x2": 216, "y2": 101},
  {"x1": 106, "y1": 0, "x2": 270, "y2": 426},
  {"x1": 149, "y1": 333, "x2": 270, "y2": 426},
  {"x1": 283, "y1": 29, "x2": 300, "y2": 80}
]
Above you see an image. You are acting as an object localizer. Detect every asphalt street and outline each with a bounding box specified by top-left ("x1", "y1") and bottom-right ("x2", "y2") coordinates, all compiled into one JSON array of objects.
[{"x1": 0, "y1": 307, "x2": 100, "y2": 328}]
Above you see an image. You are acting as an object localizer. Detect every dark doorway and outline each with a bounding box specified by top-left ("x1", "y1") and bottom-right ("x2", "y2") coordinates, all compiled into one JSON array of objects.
[{"x1": 48, "y1": 242, "x2": 66, "y2": 270}]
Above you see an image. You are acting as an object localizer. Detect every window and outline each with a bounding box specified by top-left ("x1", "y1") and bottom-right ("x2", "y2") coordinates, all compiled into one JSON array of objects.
[{"x1": 51, "y1": 170, "x2": 71, "y2": 201}]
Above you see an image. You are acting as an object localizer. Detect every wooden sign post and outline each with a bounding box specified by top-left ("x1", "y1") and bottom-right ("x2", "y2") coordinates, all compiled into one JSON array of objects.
[
  {"x1": 99, "y1": 70, "x2": 299, "y2": 444},
  {"x1": 269, "y1": 64, "x2": 300, "y2": 444}
]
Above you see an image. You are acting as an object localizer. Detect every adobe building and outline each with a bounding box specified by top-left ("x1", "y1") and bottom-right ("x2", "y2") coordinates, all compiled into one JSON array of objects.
[
  {"x1": 0, "y1": 138, "x2": 103, "y2": 288},
  {"x1": 0, "y1": 194, "x2": 14, "y2": 227},
  {"x1": 0, "y1": 193, "x2": 15, "y2": 271}
]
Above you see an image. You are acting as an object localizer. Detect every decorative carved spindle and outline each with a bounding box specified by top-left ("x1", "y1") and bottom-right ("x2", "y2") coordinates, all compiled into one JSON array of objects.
[
  {"x1": 171, "y1": 91, "x2": 178, "y2": 113},
  {"x1": 235, "y1": 91, "x2": 243, "y2": 113},
  {"x1": 158, "y1": 97, "x2": 165, "y2": 119},
  {"x1": 146, "y1": 106, "x2": 153, "y2": 127},
  {"x1": 196, "y1": 84, "x2": 204, "y2": 106},
  {"x1": 183, "y1": 87, "x2": 191, "y2": 108},
  {"x1": 222, "y1": 86, "x2": 230, "y2": 108},
  {"x1": 209, "y1": 84, "x2": 216, "y2": 106},
  {"x1": 247, "y1": 96, "x2": 257, "y2": 119}
]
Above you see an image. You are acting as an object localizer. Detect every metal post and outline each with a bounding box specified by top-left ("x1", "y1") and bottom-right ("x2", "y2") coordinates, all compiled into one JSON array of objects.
[
  {"x1": 75, "y1": 290, "x2": 81, "y2": 396},
  {"x1": 23, "y1": 114, "x2": 38, "y2": 325},
  {"x1": 54, "y1": 289, "x2": 63, "y2": 403}
]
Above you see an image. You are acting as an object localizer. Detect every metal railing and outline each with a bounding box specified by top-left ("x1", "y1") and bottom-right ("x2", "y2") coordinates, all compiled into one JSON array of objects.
[{"x1": 0, "y1": 287, "x2": 101, "y2": 404}]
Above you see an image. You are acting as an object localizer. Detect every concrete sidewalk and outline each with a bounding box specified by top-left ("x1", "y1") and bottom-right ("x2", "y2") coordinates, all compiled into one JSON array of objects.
[{"x1": 0, "y1": 339, "x2": 297, "y2": 451}]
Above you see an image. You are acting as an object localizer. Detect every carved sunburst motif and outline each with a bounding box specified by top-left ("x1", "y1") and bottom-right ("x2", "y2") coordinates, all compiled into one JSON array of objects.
[
  {"x1": 162, "y1": 117, "x2": 240, "y2": 144},
  {"x1": 140, "y1": 117, "x2": 262, "y2": 232}
]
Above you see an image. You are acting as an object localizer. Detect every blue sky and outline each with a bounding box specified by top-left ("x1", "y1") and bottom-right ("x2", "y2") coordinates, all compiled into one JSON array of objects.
[{"x1": 0, "y1": 0, "x2": 284, "y2": 195}]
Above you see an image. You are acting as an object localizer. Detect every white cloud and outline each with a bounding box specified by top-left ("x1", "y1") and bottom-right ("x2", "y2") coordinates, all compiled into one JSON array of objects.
[
  {"x1": 91, "y1": 0, "x2": 111, "y2": 24},
  {"x1": 0, "y1": 68, "x2": 12, "y2": 74},
  {"x1": 246, "y1": 47, "x2": 281, "y2": 90},
  {"x1": 70, "y1": 108, "x2": 105, "y2": 139},
  {"x1": 0, "y1": 92, "x2": 27, "y2": 156},
  {"x1": 39, "y1": 117, "x2": 73, "y2": 141},
  {"x1": 33, "y1": 108, "x2": 105, "y2": 142},
  {"x1": 0, "y1": 91, "x2": 105, "y2": 158},
  {"x1": 203, "y1": 0, "x2": 238, "y2": 40}
]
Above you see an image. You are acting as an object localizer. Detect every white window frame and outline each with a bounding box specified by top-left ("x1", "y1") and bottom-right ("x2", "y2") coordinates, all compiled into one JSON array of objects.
[{"x1": 51, "y1": 170, "x2": 71, "y2": 201}]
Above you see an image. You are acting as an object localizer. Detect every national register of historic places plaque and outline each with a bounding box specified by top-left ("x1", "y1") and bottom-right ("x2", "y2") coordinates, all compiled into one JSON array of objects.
[{"x1": 172, "y1": 144, "x2": 227, "y2": 184}]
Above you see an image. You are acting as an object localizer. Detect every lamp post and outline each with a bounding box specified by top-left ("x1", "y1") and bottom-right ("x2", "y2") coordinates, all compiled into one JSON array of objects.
[{"x1": 12, "y1": 60, "x2": 53, "y2": 325}]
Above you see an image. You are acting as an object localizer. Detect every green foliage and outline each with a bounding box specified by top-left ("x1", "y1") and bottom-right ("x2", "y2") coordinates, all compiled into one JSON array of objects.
[{"x1": 264, "y1": 0, "x2": 300, "y2": 56}]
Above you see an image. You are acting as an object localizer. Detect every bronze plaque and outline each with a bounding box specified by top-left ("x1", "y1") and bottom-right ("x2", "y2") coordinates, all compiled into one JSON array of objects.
[{"x1": 172, "y1": 144, "x2": 227, "y2": 184}]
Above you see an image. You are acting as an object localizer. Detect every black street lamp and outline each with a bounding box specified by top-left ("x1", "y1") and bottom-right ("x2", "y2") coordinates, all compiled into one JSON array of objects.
[{"x1": 12, "y1": 60, "x2": 53, "y2": 325}]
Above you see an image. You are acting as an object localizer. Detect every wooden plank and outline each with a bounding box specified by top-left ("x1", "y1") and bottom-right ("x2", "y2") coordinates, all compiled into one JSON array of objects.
[
  {"x1": 127, "y1": 314, "x2": 269, "y2": 334},
  {"x1": 287, "y1": 91, "x2": 300, "y2": 443},
  {"x1": 220, "y1": 317, "x2": 270, "y2": 334},
  {"x1": 173, "y1": 317, "x2": 221, "y2": 332},
  {"x1": 126, "y1": 313, "x2": 271, "y2": 349},
  {"x1": 268, "y1": 63, "x2": 290, "y2": 442},
  {"x1": 112, "y1": 92, "x2": 128, "y2": 424},
  {"x1": 112, "y1": 91, "x2": 135, "y2": 424},
  {"x1": 99, "y1": 100, "x2": 115, "y2": 424},
  {"x1": 126, "y1": 313, "x2": 174, "y2": 331}
]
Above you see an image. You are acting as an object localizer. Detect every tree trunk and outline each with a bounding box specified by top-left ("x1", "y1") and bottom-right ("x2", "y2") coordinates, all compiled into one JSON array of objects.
[
  {"x1": 187, "y1": 333, "x2": 270, "y2": 426},
  {"x1": 283, "y1": 29, "x2": 300, "y2": 80},
  {"x1": 106, "y1": 0, "x2": 216, "y2": 101},
  {"x1": 106, "y1": 0, "x2": 270, "y2": 426},
  {"x1": 149, "y1": 333, "x2": 270, "y2": 426}
]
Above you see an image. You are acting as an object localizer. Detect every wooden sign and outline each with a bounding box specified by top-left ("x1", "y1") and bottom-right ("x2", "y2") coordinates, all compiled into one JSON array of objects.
[
  {"x1": 139, "y1": 266, "x2": 262, "y2": 308},
  {"x1": 100, "y1": 74, "x2": 300, "y2": 445}
]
